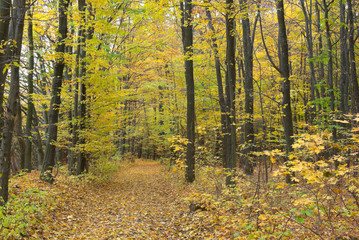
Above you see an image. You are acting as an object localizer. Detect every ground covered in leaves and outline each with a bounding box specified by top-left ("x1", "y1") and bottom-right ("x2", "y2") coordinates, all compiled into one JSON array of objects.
[
  {"x1": 2, "y1": 159, "x2": 359, "y2": 239},
  {"x1": 46, "y1": 161, "x2": 192, "y2": 239},
  {"x1": 5, "y1": 161, "x2": 200, "y2": 239}
]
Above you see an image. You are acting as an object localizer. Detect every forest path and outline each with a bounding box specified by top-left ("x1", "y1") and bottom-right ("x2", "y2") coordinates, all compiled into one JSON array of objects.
[{"x1": 47, "y1": 161, "x2": 189, "y2": 239}]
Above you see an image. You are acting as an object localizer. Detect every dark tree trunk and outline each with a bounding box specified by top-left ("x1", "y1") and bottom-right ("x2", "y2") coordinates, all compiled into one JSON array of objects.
[
  {"x1": 181, "y1": 0, "x2": 195, "y2": 183},
  {"x1": 204, "y1": 0, "x2": 226, "y2": 164},
  {"x1": 24, "y1": 8, "x2": 34, "y2": 172},
  {"x1": 32, "y1": 108, "x2": 44, "y2": 170},
  {"x1": 76, "y1": 0, "x2": 88, "y2": 175},
  {"x1": 14, "y1": 101, "x2": 25, "y2": 171},
  {"x1": 348, "y1": 0, "x2": 359, "y2": 113},
  {"x1": 225, "y1": 0, "x2": 237, "y2": 185},
  {"x1": 276, "y1": 0, "x2": 294, "y2": 183},
  {"x1": 0, "y1": 0, "x2": 12, "y2": 132},
  {"x1": 41, "y1": 0, "x2": 70, "y2": 183},
  {"x1": 65, "y1": 36, "x2": 73, "y2": 173},
  {"x1": 299, "y1": 0, "x2": 318, "y2": 121},
  {"x1": 323, "y1": 0, "x2": 336, "y2": 139},
  {"x1": 69, "y1": 28, "x2": 80, "y2": 174},
  {"x1": 9, "y1": 2, "x2": 26, "y2": 172},
  {"x1": 315, "y1": 2, "x2": 325, "y2": 100},
  {"x1": 277, "y1": 0, "x2": 293, "y2": 153},
  {"x1": 339, "y1": 0, "x2": 349, "y2": 114},
  {"x1": 241, "y1": 0, "x2": 255, "y2": 175},
  {"x1": 77, "y1": 2, "x2": 94, "y2": 174},
  {"x1": 39, "y1": 57, "x2": 49, "y2": 128},
  {"x1": 64, "y1": 1, "x2": 73, "y2": 173},
  {"x1": 0, "y1": 0, "x2": 26, "y2": 205}
]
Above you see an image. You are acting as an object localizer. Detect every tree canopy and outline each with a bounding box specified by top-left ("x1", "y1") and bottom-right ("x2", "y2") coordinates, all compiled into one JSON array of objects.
[{"x1": 0, "y1": 0, "x2": 358, "y2": 238}]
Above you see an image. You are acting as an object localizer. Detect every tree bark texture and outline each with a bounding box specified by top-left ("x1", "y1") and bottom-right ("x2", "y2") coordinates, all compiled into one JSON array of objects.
[
  {"x1": 181, "y1": 0, "x2": 195, "y2": 183},
  {"x1": 276, "y1": 0, "x2": 294, "y2": 183},
  {"x1": 277, "y1": 0, "x2": 294, "y2": 154},
  {"x1": 241, "y1": 0, "x2": 254, "y2": 175},
  {"x1": 299, "y1": 0, "x2": 319, "y2": 121},
  {"x1": 347, "y1": 0, "x2": 359, "y2": 114},
  {"x1": 0, "y1": 0, "x2": 12, "y2": 132},
  {"x1": 204, "y1": 0, "x2": 227, "y2": 166},
  {"x1": 323, "y1": 0, "x2": 336, "y2": 139},
  {"x1": 25, "y1": 8, "x2": 35, "y2": 172},
  {"x1": 41, "y1": 0, "x2": 70, "y2": 183},
  {"x1": 0, "y1": 0, "x2": 26, "y2": 205},
  {"x1": 339, "y1": 0, "x2": 349, "y2": 114},
  {"x1": 225, "y1": 0, "x2": 237, "y2": 185},
  {"x1": 76, "y1": 0, "x2": 88, "y2": 175}
]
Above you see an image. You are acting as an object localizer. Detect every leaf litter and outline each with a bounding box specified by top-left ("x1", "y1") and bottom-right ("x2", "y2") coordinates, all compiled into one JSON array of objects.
[{"x1": 9, "y1": 161, "x2": 198, "y2": 239}]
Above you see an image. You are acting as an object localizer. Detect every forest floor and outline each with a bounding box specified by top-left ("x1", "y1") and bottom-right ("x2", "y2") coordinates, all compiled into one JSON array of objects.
[
  {"x1": 11, "y1": 160, "x2": 199, "y2": 239},
  {"x1": 43, "y1": 161, "x2": 195, "y2": 239},
  {"x1": 5, "y1": 159, "x2": 358, "y2": 239}
]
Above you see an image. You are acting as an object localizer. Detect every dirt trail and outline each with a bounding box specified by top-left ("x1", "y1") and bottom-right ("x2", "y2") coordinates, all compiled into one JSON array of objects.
[{"x1": 48, "y1": 161, "x2": 189, "y2": 239}]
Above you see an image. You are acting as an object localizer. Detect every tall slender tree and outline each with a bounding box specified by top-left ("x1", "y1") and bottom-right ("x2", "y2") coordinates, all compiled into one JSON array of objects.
[
  {"x1": 0, "y1": 0, "x2": 12, "y2": 131},
  {"x1": 241, "y1": 0, "x2": 255, "y2": 175},
  {"x1": 24, "y1": 8, "x2": 35, "y2": 172},
  {"x1": 41, "y1": 0, "x2": 70, "y2": 183},
  {"x1": 299, "y1": 0, "x2": 319, "y2": 121},
  {"x1": 0, "y1": 0, "x2": 27, "y2": 205},
  {"x1": 181, "y1": 0, "x2": 195, "y2": 183},
  {"x1": 224, "y1": 0, "x2": 237, "y2": 185},
  {"x1": 76, "y1": 0, "x2": 88, "y2": 174},
  {"x1": 339, "y1": 0, "x2": 349, "y2": 114},
  {"x1": 276, "y1": 0, "x2": 294, "y2": 183},
  {"x1": 69, "y1": 26, "x2": 81, "y2": 175},
  {"x1": 323, "y1": 0, "x2": 336, "y2": 139},
  {"x1": 77, "y1": 0, "x2": 94, "y2": 175},
  {"x1": 204, "y1": 0, "x2": 226, "y2": 168},
  {"x1": 315, "y1": 2, "x2": 325, "y2": 100},
  {"x1": 347, "y1": 0, "x2": 359, "y2": 113}
]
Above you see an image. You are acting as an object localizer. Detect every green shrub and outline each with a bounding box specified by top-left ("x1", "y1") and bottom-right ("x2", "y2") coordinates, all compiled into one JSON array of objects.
[
  {"x1": 86, "y1": 158, "x2": 120, "y2": 183},
  {"x1": 0, "y1": 187, "x2": 53, "y2": 239}
]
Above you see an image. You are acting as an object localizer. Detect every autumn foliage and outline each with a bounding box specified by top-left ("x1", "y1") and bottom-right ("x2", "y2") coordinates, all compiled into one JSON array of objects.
[{"x1": 0, "y1": 0, "x2": 358, "y2": 239}]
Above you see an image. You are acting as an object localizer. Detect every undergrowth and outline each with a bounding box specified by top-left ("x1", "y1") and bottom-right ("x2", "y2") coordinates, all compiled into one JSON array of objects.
[
  {"x1": 82, "y1": 157, "x2": 120, "y2": 184},
  {"x1": 0, "y1": 173, "x2": 58, "y2": 239},
  {"x1": 169, "y1": 127, "x2": 359, "y2": 239},
  {"x1": 0, "y1": 157, "x2": 121, "y2": 239}
]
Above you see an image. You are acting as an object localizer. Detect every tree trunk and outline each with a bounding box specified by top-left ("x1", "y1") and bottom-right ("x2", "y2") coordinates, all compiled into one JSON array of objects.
[
  {"x1": 277, "y1": 0, "x2": 293, "y2": 153},
  {"x1": 32, "y1": 108, "x2": 44, "y2": 170},
  {"x1": 0, "y1": 0, "x2": 26, "y2": 205},
  {"x1": 64, "y1": 2, "x2": 73, "y2": 173},
  {"x1": 76, "y1": 0, "x2": 88, "y2": 175},
  {"x1": 14, "y1": 101, "x2": 25, "y2": 172},
  {"x1": 24, "y1": 8, "x2": 34, "y2": 172},
  {"x1": 315, "y1": 2, "x2": 325, "y2": 100},
  {"x1": 323, "y1": 0, "x2": 336, "y2": 139},
  {"x1": 181, "y1": 0, "x2": 195, "y2": 183},
  {"x1": 39, "y1": 57, "x2": 49, "y2": 128},
  {"x1": 276, "y1": 0, "x2": 294, "y2": 183},
  {"x1": 204, "y1": 0, "x2": 226, "y2": 166},
  {"x1": 41, "y1": 0, "x2": 70, "y2": 183},
  {"x1": 65, "y1": 45, "x2": 73, "y2": 172},
  {"x1": 339, "y1": 0, "x2": 349, "y2": 114},
  {"x1": 299, "y1": 0, "x2": 318, "y2": 121},
  {"x1": 347, "y1": 0, "x2": 358, "y2": 114},
  {"x1": 0, "y1": 0, "x2": 12, "y2": 132},
  {"x1": 225, "y1": 0, "x2": 237, "y2": 185},
  {"x1": 241, "y1": 0, "x2": 255, "y2": 175},
  {"x1": 69, "y1": 29, "x2": 80, "y2": 174}
]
